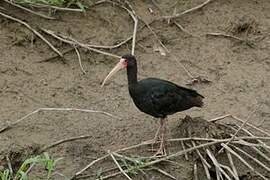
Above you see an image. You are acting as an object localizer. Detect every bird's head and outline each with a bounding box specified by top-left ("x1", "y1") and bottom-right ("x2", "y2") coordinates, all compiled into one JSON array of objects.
[{"x1": 101, "y1": 54, "x2": 136, "y2": 87}]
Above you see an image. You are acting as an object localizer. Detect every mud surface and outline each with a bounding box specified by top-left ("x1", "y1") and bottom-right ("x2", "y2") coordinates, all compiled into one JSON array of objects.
[{"x1": 0, "y1": 0, "x2": 270, "y2": 179}]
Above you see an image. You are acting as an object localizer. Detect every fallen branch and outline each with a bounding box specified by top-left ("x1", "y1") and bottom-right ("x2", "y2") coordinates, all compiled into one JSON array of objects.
[
  {"x1": 0, "y1": 11, "x2": 63, "y2": 57},
  {"x1": 109, "y1": 151, "x2": 132, "y2": 180},
  {"x1": 38, "y1": 36, "x2": 133, "y2": 63},
  {"x1": 218, "y1": 105, "x2": 260, "y2": 153},
  {"x1": 221, "y1": 143, "x2": 269, "y2": 180},
  {"x1": 122, "y1": 1, "x2": 138, "y2": 55},
  {"x1": 72, "y1": 136, "x2": 270, "y2": 179},
  {"x1": 74, "y1": 140, "x2": 222, "y2": 179},
  {"x1": 152, "y1": 0, "x2": 196, "y2": 37},
  {"x1": 206, "y1": 32, "x2": 243, "y2": 41},
  {"x1": 94, "y1": 171, "x2": 122, "y2": 180},
  {"x1": 209, "y1": 114, "x2": 270, "y2": 136},
  {"x1": 41, "y1": 28, "x2": 121, "y2": 59},
  {"x1": 231, "y1": 144, "x2": 270, "y2": 173},
  {"x1": 86, "y1": 36, "x2": 133, "y2": 49},
  {"x1": 206, "y1": 149, "x2": 232, "y2": 180},
  {"x1": 206, "y1": 32, "x2": 254, "y2": 47},
  {"x1": 162, "y1": 0, "x2": 214, "y2": 20},
  {"x1": 193, "y1": 162, "x2": 198, "y2": 180},
  {"x1": 74, "y1": 45, "x2": 86, "y2": 74},
  {"x1": 96, "y1": 0, "x2": 138, "y2": 55},
  {"x1": 37, "y1": 48, "x2": 74, "y2": 63},
  {"x1": 232, "y1": 115, "x2": 270, "y2": 136},
  {"x1": 232, "y1": 125, "x2": 270, "y2": 156},
  {"x1": 226, "y1": 150, "x2": 239, "y2": 180},
  {"x1": 181, "y1": 140, "x2": 189, "y2": 160},
  {"x1": 153, "y1": 167, "x2": 176, "y2": 180},
  {"x1": 219, "y1": 164, "x2": 239, "y2": 180},
  {"x1": 29, "y1": 3, "x2": 84, "y2": 12},
  {"x1": 0, "y1": 107, "x2": 121, "y2": 133},
  {"x1": 39, "y1": 135, "x2": 93, "y2": 153},
  {"x1": 209, "y1": 114, "x2": 231, "y2": 122},
  {"x1": 191, "y1": 141, "x2": 211, "y2": 179},
  {"x1": 3, "y1": 0, "x2": 55, "y2": 19},
  {"x1": 136, "y1": 1, "x2": 203, "y2": 81},
  {"x1": 173, "y1": 21, "x2": 196, "y2": 37}
]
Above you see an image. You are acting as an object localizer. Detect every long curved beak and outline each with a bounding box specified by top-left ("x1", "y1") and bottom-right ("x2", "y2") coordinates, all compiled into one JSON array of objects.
[{"x1": 101, "y1": 59, "x2": 126, "y2": 87}]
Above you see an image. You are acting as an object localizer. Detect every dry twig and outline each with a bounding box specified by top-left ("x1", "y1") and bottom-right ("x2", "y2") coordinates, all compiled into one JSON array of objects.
[
  {"x1": 209, "y1": 114, "x2": 231, "y2": 122},
  {"x1": 153, "y1": 167, "x2": 176, "y2": 180},
  {"x1": 41, "y1": 28, "x2": 121, "y2": 59},
  {"x1": 218, "y1": 105, "x2": 261, "y2": 153},
  {"x1": 73, "y1": 45, "x2": 86, "y2": 74},
  {"x1": 231, "y1": 145, "x2": 270, "y2": 173},
  {"x1": 232, "y1": 115, "x2": 270, "y2": 137},
  {"x1": 0, "y1": 11, "x2": 63, "y2": 57},
  {"x1": 232, "y1": 125, "x2": 270, "y2": 156},
  {"x1": 191, "y1": 141, "x2": 211, "y2": 179},
  {"x1": 209, "y1": 114, "x2": 270, "y2": 136},
  {"x1": 173, "y1": 21, "x2": 196, "y2": 37},
  {"x1": 206, "y1": 32, "x2": 254, "y2": 47},
  {"x1": 206, "y1": 32, "x2": 243, "y2": 41},
  {"x1": 30, "y1": 3, "x2": 84, "y2": 12},
  {"x1": 221, "y1": 143, "x2": 268, "y2": 180},
  {"x1": 136, "y1": 1, "x2": 197, "y2": 79},
  {"x1": 206, "y1": 149, "x2": 232, "y2": 180},
  {"x1": 94, "y1": 171, "x2": 122, "y2": 180},
  {"x1": 152, "y1": 0, "x2": 195, "y2": 36},
  {"x1": 226, "y1": 150, "x2": 239, "y2": 180},
  {"x1": 72, "y1": 136, "x2": 270, "y2": 179},
  {"x1": 109, "y1": 151, "x2": 132, "y2": 180},
  {"x1": 192, "y1": 141, "x2": 211, "y2": 168},
  {"x1": 0, "y1": 107, "x2": 120, "y2": 133},
  {"x1": 3, "y1": 0, "x2": 55, "y2": 19},
  {"x1": 219, "y1": 164, "x2": 239, "y2": 180},
  {"x1": 180, "y1": 140, "x2": 189, "y2": 160},
  {"x1": 122, "y1": 2, "x2": 138, "y2": 55},
  {"x1": 193, "y1": 162, "x2": 198, "y2": 180},
  {"x1": 162, "y1": 0, "x2": 214, "y2": 20},
  {"x1": 39, "y1": 135, "x2": 93, "y2": 153}
]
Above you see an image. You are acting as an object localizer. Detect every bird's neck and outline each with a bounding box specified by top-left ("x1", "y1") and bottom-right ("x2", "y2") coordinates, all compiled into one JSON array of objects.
[{"x1": 127, "y1": 65, "x2": 138, "y2": 86}]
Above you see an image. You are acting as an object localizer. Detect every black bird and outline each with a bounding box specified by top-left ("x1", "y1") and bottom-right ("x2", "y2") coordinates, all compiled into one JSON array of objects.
[{"x1": 102, "y1": 54, "x2": 204, "y2": 155}]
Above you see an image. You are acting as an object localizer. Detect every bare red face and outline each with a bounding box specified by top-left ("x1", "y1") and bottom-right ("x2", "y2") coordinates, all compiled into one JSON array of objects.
[
  {"x1": 101, "y1": 58, "x2": 128, "y2": 87},
  {"x1": 120, "y1": 58, "x2": 128, "y2": 67}
]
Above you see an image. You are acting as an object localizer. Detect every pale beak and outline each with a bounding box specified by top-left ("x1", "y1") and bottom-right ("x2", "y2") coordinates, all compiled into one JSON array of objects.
[{"x1": 101, "y1": 59, "x2": 127, "y2": 87}]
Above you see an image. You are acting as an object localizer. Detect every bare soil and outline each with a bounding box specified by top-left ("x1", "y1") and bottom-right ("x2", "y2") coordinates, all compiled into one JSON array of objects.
[{"x1": 0, "y1": 0, "x2": 270, "y2": 179}]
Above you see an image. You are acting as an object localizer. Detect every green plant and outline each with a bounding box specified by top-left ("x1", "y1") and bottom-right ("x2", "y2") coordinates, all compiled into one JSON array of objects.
[
  {"x1": 0, "y1": 152, "x2": 63, "y2": 180},
  {"x1": 13, "y1": 0, "x2": 87, "y2": 11}
]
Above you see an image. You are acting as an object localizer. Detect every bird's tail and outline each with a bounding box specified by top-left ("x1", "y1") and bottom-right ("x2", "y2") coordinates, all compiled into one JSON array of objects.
[{"x1": 193, "y1": 95, "x2": 204, "y2": 107}]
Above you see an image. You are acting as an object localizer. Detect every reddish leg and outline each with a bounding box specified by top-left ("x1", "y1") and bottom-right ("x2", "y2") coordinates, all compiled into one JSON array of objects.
[{"x1": 154, "y1": 117, "x2": 167, "y2": 156}]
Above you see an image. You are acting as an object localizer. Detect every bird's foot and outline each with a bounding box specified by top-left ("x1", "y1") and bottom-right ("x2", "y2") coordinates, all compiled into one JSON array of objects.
[
  {"x1": 153, "y1": 134, "x2": 167, "y2": 157},
  {"x1": 147, "y1": 134, "x2": 163, "y2": 152},
  {"x1": 153, "y1": 142, "x2": 167, "y2": 157}
]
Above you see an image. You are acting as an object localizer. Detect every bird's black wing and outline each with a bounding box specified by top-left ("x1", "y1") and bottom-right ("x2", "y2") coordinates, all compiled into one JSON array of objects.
[
  {"x1": 141, "y1": 78, "x2": 203, "y2": 117},
  {"x1": 148, "y1": 85, "x2": 184, "y2": 116}
]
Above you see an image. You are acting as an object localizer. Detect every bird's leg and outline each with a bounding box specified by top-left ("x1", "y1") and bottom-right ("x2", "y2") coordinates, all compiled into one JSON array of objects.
[
  {"x1": 148, "y1": 118, "x2": 163, "y2": 152},
  {"x1": 153, "y1": 118, "x2": 163, "y2": 142},
  {"x1": 154, "y1": 117, "x2": 167, "y2": 156}
]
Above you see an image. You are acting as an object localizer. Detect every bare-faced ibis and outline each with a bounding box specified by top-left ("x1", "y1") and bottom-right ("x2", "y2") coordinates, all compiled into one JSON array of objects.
[{"x1": 102, "y1": 54, "x2": 204, "y2": 155}]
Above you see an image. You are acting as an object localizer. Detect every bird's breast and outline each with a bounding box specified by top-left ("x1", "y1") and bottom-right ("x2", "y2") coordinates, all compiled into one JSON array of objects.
[{"x1": 128, "y1": 85, "x2": 165, "y2": 118}]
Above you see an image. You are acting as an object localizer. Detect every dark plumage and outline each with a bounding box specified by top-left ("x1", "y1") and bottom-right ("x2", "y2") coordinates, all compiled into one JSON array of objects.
[
  {"x1": 129, "y1": 78, "x2": 204, "y2": 118},
  {"x1": 124, "y1": 54, "x2": 204, "y2": 118},
  {"x1": 102, "y1": 54, "x2": 204, "y2": 155}
]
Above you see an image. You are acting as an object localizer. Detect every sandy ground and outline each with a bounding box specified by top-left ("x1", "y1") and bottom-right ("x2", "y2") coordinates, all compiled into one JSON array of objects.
[{"x1": 0, "y1": 0, "x2": 270, "y2": 179}]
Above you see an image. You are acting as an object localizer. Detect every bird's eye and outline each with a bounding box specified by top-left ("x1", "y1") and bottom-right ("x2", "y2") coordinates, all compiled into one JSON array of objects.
[{"x1": 124, "y1": 59, "x2": 128, "y2": 63}]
